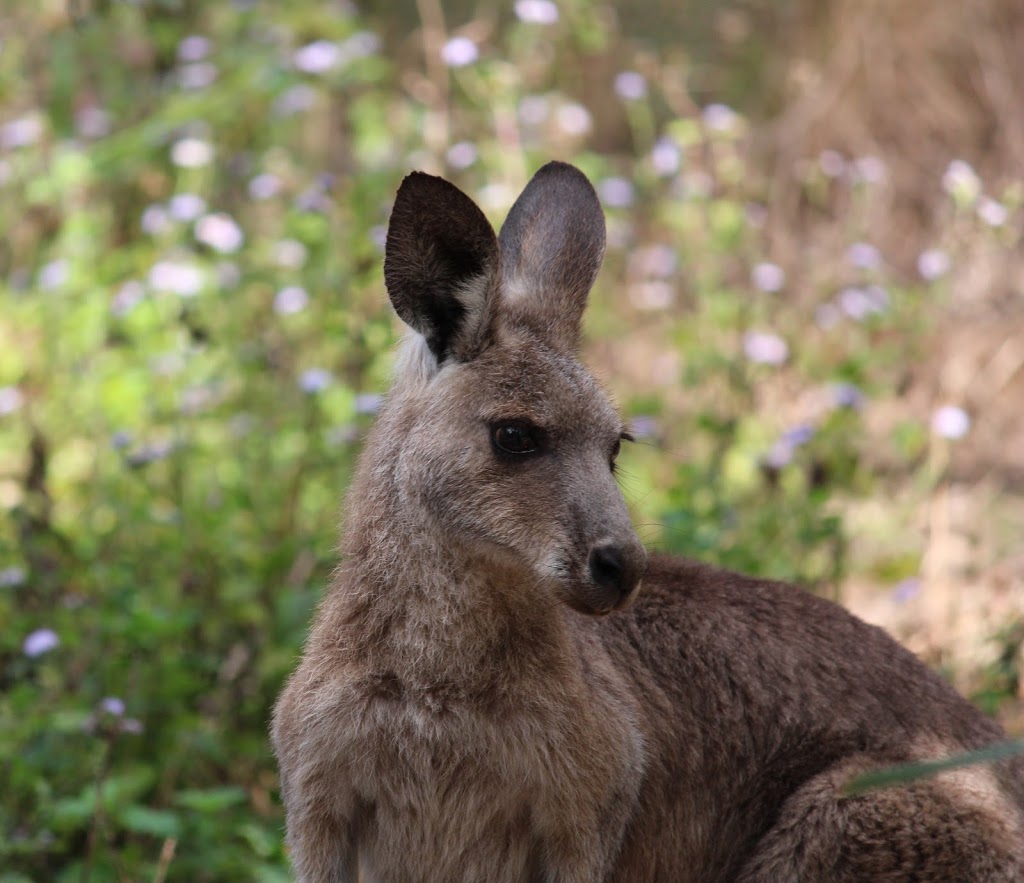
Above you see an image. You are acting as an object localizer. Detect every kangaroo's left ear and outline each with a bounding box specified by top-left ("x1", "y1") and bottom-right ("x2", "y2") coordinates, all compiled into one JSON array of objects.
[
  {"x1": 497, "y1": 162, "x2": 606, "y2": 352},
  {"x1": 384, "y1": 172, "x2": 499, "y2": 364}
]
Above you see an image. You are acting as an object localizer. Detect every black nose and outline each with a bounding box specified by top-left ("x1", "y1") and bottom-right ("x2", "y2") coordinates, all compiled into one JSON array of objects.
[{"x1": 589, "y1": 543, "x2": 627, "y2": 593}]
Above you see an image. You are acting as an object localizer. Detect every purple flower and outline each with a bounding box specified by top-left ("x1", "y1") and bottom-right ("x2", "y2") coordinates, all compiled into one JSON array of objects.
[
  {"x1": 846, "y1": 242, "x2": 881, "y2": 270},
  {"x1": 441, "y1": 36, "x2": 478, "y2": 67},
  {"x1": 650, "y1": 137, "x2": 681, "y2": 176},
  {"x1": 852, "y1": 156, "x2": 886, "y2": 184},
  {"x1": 931, "y1": 405, "x2": 970, "y2": 440},
  {"x1": 141, "y1": 204, "x2": 171, "y2": 236},
  {"x1": 273, "y1": 85, "x2": 318, "y2": 117},
  {"x1": 293, "y1": 40, "x2": 342, "y2": 74},
  {"x1": 446, "y1": 142, "x2": 478, "y2": 170},
  {"x1": 39, "y1": 259, "x2": 69, "y2": 291},
  {"x1": 977, "y1": 197, "x2": 1008, "y2": 227},
  {"x1": 598, "y1": 177, "x2": 635, "y2": 208},
  {"x1": 178, "y1": 35, "x2": 211, "y2": 62},
  {"x1": 23, "y1": 628, "x2": 59, "y2": 658},
  {"x1": 518, "y1": 95, "x2": 550, "y2": 126},
  {"x1": 892, "y1": 577, "x2": 921, "y2": 604},
  {"x1": 194, "y1": 213, "x2": 244, "y2": 254},
  {"x1": 299, "y1": 368, "x2": 332, "y2": 394},
  {"x1": 743, "y1": 331, "x2": 788, "y2": 366},
  {"x1": 942, "y1": 160, "x2": 980, "y2": 205},
  {"x1": 831, "y1": 383, "x2": 864, "y2": 410},
  {"x1": 273, "y1": 239, "x2": 307, "y2": 269},
  {"x1": 555, "y1": 103, "x2": 592, "y2": 136},
  {"x1": 0, "y1": 566, "x2": 26, "y2": 587},
  {"x1": 514, "y1": 0, "x2": 559, "y2": 23},
  {"x1": 274, "y1": 286, "x2": 309, "y2": 315},
  {"x1": 838, "y1": 286, "x2": 887, "y2": 320},
  {"x1": 170, "y1": 138, "x2": 213, "y2": 168},
  {"x1": 1, "y1": 115, "x2": 44, "y2": 149},
  {"x1": 614, "y1": 71, "x2": 647, "y2": 101},
  {"x1": 818, "y1": 150, "x2": 846, "y2": 179},
  {"x1": 917, "y1": 248, "x2": 951, "y2": 281},
  {"x1": 701, "y1": 103, "x2": 737, "y2": 133},
  {"x1": 100, "y1": 697, "x2": 125, "y2": 716},
  {"x1": 178, "y1": 62, "x2": 218, "y2": 90},
  {"x1": 355, "y1": 393, "x2": 382, "y2": 415},
  {"x1": 148, "y1": 260, "x2": 204, "y2": 296},
  {"x1": 750, "y1": 262, "x2": 785, "y2": 293},
  {"x1": 249, "y1": 173, "x2": 282, "y2": 200},
  {"x1": 0, "y1": 386, "x2": 25, "y2": 415},
  {"x1": 168, "y1": 193, "x2": 207, "y2": 222},
  {"x1": 75, "y1": 106, "x2": 111, "y2": 139}
]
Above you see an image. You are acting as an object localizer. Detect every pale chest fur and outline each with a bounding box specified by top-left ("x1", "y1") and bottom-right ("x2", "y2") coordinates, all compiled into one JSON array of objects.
[{"x1": 321, "y1": 640, "x2": 647, "y2": 883}]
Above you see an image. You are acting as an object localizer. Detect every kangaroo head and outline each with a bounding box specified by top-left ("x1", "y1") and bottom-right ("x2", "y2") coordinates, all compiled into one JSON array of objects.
[{"x1": 379, "y1": 161, "x2": 647, "y2": 615}]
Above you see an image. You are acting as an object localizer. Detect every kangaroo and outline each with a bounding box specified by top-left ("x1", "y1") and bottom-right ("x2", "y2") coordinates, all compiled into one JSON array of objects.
[{"x1": 272, "y1": 161, "x2": 1024, "y2": 882}]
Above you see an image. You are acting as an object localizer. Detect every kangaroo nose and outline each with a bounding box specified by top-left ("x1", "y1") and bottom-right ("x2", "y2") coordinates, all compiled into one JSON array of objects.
[{"x1": 589, "y1": 543, "x2": 628, "y2": 594}]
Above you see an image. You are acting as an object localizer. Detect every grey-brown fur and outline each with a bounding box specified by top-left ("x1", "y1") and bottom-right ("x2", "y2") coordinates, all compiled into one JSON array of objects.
[{"x1": 272, "y1": 162, "x2": 1024, "y2": 882}]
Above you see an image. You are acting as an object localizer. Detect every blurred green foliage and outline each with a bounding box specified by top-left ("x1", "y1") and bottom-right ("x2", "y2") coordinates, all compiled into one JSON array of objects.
[{"x1": 0, "y1": 0, "x2": 1020, "y2": 879}]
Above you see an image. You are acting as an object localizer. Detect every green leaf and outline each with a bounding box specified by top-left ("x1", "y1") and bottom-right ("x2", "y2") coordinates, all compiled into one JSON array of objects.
[
  {"x1": 843, "y1": 739, "x2": 1024, "y2": 797},
  {"x1": 116, "y1": 805, "x2": 182, "y2": 839},
  {"x1": 174, "y1": 786, "x2": 248, "y2": 813}
]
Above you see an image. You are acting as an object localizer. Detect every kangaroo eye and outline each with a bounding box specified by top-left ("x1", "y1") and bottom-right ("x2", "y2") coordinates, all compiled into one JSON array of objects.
[
  {"x1": 611, "y1": 438, "x2": 622, "y2": 461},
  {"x1": 492, "y1": 422, "x2": 541, "y2": 456}
]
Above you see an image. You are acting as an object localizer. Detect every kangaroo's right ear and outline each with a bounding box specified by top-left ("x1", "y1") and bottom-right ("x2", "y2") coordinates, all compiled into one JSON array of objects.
[{"x1": 384, "y1": 172, "x2": 499, "y2": 365}]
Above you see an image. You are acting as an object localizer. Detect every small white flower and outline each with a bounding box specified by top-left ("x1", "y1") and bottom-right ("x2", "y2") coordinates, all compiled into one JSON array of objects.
[
  {"x1": 514, "y1": 0, "x2": 559, "y2": 24},
  {"x1": 743, "y1": 331, "x2": 788, "y2": 366},
  {"x1": 274, "y1": 239, "x2": 307, "y2": 269},
  {"x1": 750, "y1": 262, "x2": 785, "y2": 293},
  {"x1": 274, "y1": 285, "x2": 309, "y2": 315},
  {"x1": 170, "y1": 137, "x2": 213, "y2": 168},
  {"x1": 168, "y1": 193, "x2": 207, "y2": 222},
  {"x1": 23, "y1": 628, "x2": 59, "y2": 658},
  {"x1": 942, "y1": 159, "x2": 981, "y2": 205},
  {"x1": 614, "y1": 71, "x2": 647, "y2": 101},
  {"x1": 650, "y1": 137, "x2": 681, "y2": 176},
  {"x1": 931, "y1": 405, "x2": 970, "y2": 440},
  {"x1": 178, "y1": 35, "x2": 211, "y2": 62},
  {"x1": 598, "y1": 177, "x2": 634, "y2": 208},
  {"x1": 149, "y1": 260, "x2": 204, "y2": 296},
  {"x1": 555, "y1": 102, "x2": 592, "y2": 137},
  {"x1": 977, "y1": 197, "x2": 1008, "y2": 227},
  {"x1": 249, "y1": 173, "x2": 282, "y2": 200},
  {"x1": 701, "y1": 103, "x2": 737, "y2": 133},
  {"x1": 294, "y1": 40, "x2": 342, "y2": 74},
  {"x1": 917, "y1": 248, "x2": 951, "y2": 281},
  {"x1": 446, "y1": 141, "x2": 478, "y2": 170},
  {"x1": 300, "y1": 368, "x2": 332, "y2": 393},
  {"x1": 0, "y1": 387, "x2": 25, "y2": 415},
  {"x1": 441, "y1": 36, "x2": 478, "y2": 67},
  {"x1": 194, "y1": 213, "x2": 244, "y2": 254}
]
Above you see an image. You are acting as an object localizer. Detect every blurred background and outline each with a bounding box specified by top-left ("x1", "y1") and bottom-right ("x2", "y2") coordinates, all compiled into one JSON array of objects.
[{"x1": 1, "y1": 0, "x2": 1022, "y2": 879}]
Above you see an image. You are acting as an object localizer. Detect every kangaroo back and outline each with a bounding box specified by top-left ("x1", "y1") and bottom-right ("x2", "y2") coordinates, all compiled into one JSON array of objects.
[{"x1": 272, "y1": 162, "x2": 1024, "y2": 883}]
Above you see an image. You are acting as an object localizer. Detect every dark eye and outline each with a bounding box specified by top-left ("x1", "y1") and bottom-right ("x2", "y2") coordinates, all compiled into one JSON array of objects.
[
  {"x1": 611, "y1": 438, "x2": 622, "y2": 462},
  {"x1": 491, "y1": 422, "x2": 541, "y2": 456}
]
